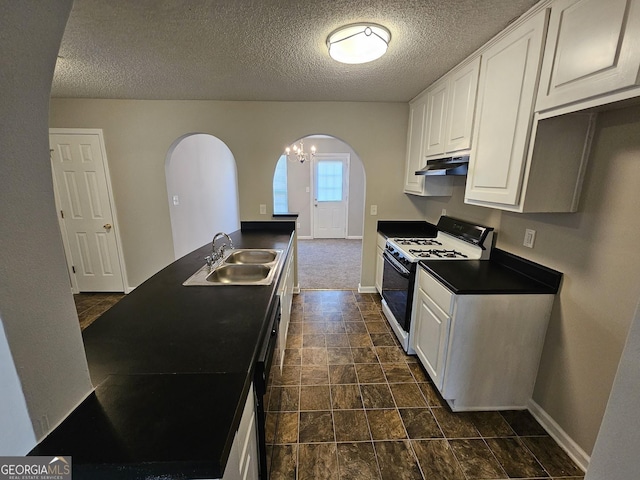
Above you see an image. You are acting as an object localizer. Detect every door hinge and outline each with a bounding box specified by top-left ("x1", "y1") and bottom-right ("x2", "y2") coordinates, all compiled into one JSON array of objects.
[
  {"x1": 71, "y1": 266, "x2": 76, "y2": 273},
  {"x1": 60, "y1": 210, "x2": 64, "y2": 219}
]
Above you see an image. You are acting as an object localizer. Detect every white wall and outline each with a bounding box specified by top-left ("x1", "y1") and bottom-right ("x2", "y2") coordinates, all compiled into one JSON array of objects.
[
  {"x1": 0, "y1": 0, "x2": 93, "y2": 452},
  {"x1": 585, "y1": 300, "x2": 640, "y2": 480},
  {"x1": 166, "y1": 134, "x2": 240, "y2": 259},
  {"x1": 0, "y1": 320, "x2": 35, "y2": 453}
]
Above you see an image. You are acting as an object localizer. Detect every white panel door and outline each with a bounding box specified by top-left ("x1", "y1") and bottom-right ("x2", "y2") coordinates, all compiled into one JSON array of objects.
[
  {"x1": 312, "y1": 154, "x2": 348, "y2": 239},
  {"x1": 50, "y1": 132, "x2": 124, "y2": 292},
  {"x1": 536, "y1": 0, "x2": 640, "y2": 111},
  {"x1": 465, "y1": 9, "x2": 548, "y2": 207}
]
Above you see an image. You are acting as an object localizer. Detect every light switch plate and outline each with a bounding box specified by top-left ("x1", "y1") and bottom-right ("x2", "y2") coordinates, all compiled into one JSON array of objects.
[
  {"x1": 370, "y1": 205, "x2": 378, "y2": 215},
  {"x1": 259, "y1": 204, "x2": 267, "y2": 215}
]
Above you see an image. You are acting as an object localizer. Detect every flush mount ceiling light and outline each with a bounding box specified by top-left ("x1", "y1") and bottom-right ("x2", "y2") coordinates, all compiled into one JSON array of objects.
[{"x1": 327, "y1": 23, "x2": 391, "y2": 64}]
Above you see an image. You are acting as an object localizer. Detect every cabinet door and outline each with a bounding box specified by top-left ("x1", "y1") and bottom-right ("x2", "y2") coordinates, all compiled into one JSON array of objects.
[
  {"x1": 445, "y1": 57, "x2": 481, "y2": 153},
  {"x1": 536, "y1": 0, "x2": 640, "y2": 111},
  {"x1": 413, "y1": 288, "x2": 451, "y2": 390},
  {"x1": 465, "y1": 9, "x2": 548, "y2": 207},
  {"x1": 404, "y1": 97, "x2": 427, "y2": 194},
  {"x1": 423, "y1": 79, "x2": 449, "y2": 157}
]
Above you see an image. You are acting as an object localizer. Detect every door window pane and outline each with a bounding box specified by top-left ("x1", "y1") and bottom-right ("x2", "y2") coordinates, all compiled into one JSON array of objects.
[
  {"x1": 273, "y1": 155, "x2": 288, "y2": 213},
  {"x1": 317, "y1": 161, "x2": 343, "y2": 202}
]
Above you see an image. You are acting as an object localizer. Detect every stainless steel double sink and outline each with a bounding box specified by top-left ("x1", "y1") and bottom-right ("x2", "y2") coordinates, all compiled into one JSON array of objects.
[{"x1": 183, "y1": 249, "x2": 283, "y2": 286}]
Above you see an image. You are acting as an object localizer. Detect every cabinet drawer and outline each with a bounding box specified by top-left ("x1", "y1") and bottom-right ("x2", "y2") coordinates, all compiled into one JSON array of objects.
[{"x1": 418, "y1": 268, "x2": 452, "y2": 315}]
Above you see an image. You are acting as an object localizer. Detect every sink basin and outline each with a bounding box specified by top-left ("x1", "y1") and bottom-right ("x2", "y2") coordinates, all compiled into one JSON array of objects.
[
  {"x1": 183, "y1": 248, "x2": 283, "y2": 286},
  {"x1": 206, "y1": 264, "x2": 271, "y2": 284},
  {"x1": 224, "y1": 249, "x2": 278, "y2": 264}
]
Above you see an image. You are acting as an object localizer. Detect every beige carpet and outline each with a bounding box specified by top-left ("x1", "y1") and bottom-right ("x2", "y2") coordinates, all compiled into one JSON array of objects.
[{"x1": 297, "y1": 239, "x2": 362, "y2": 290}]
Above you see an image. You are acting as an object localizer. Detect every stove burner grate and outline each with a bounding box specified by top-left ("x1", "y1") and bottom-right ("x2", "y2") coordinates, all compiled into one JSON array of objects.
[
  {"x1": 394, "y1": 238, "x2": 442, "y2": 246},
  {"x1": 409, "y1": 248, "x2": 468, "y2": 259}
]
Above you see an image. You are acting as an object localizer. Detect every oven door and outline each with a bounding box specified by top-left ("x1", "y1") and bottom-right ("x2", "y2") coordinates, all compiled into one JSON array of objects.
[{"x1": 381, "y1": 250, "x2": 415, "y2": 333}]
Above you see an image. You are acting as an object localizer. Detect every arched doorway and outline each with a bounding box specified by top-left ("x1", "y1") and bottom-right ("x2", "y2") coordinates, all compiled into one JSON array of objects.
[
  {"x1": 274, "y1": 135, "x2": 366, "y2": 289},
  {"x1": 165, "y1": 134, "x2": 240, "y2": 260}
]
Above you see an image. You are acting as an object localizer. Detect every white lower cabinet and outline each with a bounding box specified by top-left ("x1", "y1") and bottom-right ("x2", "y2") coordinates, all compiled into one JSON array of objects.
[
  {"x1": 217, "y1": 384, "x2": 259, "y2": 480},
  {"x1": 278, "y1": 248, "x2": 295, "y2": 370},
  {"x1": 375, "y1": 233, "x2": 385, "y2": 294},
  {"x1": 410, "y1": 266, "x2": 555, "y2": 411},
  {"x1": 413, "y1": 288, "x2": 451, "y2": 390}
]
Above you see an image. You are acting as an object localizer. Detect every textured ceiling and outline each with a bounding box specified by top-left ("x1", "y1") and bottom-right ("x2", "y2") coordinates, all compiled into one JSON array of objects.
[{"x1": 52, "y1": 0, "x2": 539, "y2": 102}]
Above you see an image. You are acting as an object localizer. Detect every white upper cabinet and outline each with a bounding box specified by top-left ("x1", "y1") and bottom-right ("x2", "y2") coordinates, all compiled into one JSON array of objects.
[
  {"x1": 404, "y1": 96, "x2": 428, "y2": 195},
  {"x1": 423, "y1": 78, "x2": 449, "y2": 157},
  {"x1": 424, "y1": 57, "x2": 481, "y2": 158},
  {"x1": 465, "y1": 9, "x2": 549, "y2": 208},
  {"x1": 403, "y1": 93, "x2": 454, "y2": 196},
  {"x1": 444, "y1": 57, "x2": 481, "y2": 154},
  {"x1": 536, "y1": 0, "x2": 640, "y2": 112}
]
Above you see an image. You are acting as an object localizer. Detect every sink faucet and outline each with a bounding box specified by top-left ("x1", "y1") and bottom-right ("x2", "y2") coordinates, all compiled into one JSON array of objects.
[{"x1": 205, "y1": 232, "x2": 235, "y2": 268}]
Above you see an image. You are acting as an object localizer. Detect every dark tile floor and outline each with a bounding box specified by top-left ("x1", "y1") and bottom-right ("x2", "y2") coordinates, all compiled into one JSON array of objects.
[
  {"x1": 73, "y1": 292, "x2": 124, "y2": 330},
  {"x1": 265, "y1": 290, "x2": 585, "y2": 480}
]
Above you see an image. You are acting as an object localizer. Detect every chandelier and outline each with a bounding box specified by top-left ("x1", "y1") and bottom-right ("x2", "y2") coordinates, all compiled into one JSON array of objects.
[{"x1": 285, "y1": 139, "x2": 316, "y2": 163}]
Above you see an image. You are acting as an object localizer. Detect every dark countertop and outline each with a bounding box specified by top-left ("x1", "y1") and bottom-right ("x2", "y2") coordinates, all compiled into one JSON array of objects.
[
  {"x1": 377, "y1": 220, "x2": 438, "y2": 239},
  {"x1": 30, "y1": 222, "x2": 295, "y2": 479},
  {"x1": 420, "y1": 248, "x2": 562, "y2": 295}
]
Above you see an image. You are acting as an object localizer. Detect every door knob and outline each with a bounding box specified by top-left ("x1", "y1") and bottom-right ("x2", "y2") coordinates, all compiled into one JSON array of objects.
[{"x1": 104, "y1": 223, "x2": 112, "y2": 231}]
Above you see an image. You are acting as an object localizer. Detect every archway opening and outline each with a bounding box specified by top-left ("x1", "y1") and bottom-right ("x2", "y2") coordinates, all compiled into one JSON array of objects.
[
  {"x1": 166, "y1": 133, "x2": 240, "y2": 260},
  {"x1": 274, "y1": 135, "x2": 366, "y2": 290}
]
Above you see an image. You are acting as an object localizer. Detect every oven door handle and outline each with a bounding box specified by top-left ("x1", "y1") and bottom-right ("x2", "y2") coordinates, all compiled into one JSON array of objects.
[{"x1": 383, "y1": 250, "x2": 411, "y2": 277}]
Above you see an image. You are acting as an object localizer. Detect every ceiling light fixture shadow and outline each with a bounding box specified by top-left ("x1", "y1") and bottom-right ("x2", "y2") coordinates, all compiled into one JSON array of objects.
[{"x1": 327, "y1": 23, "x2": 391, "y2": 64}]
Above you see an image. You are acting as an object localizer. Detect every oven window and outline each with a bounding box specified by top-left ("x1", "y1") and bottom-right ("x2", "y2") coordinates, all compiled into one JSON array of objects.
[{"x1": 382, "y1": 254, "x2": 413, "y2": 332}]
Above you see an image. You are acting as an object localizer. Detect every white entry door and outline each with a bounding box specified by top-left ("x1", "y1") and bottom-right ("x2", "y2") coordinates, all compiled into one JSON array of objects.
[
  {"x1": 49, "y1": 130, "x2": 125, "y2": 292},
  {"x1": 312, "y1": 154, "x2": 349, "y2": 238}
]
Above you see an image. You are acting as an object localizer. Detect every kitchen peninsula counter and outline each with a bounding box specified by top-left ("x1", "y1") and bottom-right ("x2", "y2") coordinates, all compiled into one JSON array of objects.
[{"x1": 30, "y1": 222, "x2": 295, "y2": 479}]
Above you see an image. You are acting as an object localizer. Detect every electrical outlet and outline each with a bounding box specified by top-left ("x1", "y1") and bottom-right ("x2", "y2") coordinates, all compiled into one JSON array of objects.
[
  {"x1": 259, "y1": 204, "x2": 266, "y2": 215},
  {"x1": 296, "y1": 222, "x2": 301, "y2": 228},
  {"x1": 524, "y1": 228, "x2": 536, "y2": 248},
  {"x1": 172, "y1": 195, "x2": 179, "y2": 206},
  {"x1": 442, "y1": 208, "x2": 447, "y2": 216},
  {"x1": 370, "y1": 205, "x2": 378, "y2": 216}
]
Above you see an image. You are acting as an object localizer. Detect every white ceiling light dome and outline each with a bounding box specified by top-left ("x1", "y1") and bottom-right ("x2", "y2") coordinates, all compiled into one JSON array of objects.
[{"x1": 327, "y1": 23, "x2": 391, "y2": 64}]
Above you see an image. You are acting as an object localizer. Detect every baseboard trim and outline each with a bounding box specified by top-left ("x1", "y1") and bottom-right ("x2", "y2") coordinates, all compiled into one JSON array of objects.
[
  {"x1": 527, "y1": 398, "x2": 590, "y2": 472},
  {"x1": 297, "y1": 236, "x2": 313, "y2": 240},
  {"x1": 293, "y1": 285, "x2": 300, "y2": 294},
  {"x1": 346, "y1": 235, "x2": 363, "y2": 240},
  {"x1": 358, "y1": 284, "x2": 377, "y2": 294}
]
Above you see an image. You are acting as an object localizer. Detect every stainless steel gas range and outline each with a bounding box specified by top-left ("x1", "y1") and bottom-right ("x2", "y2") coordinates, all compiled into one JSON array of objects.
[{"x1": 381, "y1": 216, "x2": 494, "y2": 353}]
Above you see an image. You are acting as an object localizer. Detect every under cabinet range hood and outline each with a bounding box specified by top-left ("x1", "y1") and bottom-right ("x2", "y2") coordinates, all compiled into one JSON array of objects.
[{"x1": 415, "y1": 154, "x2": 469, "y2": 176}]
